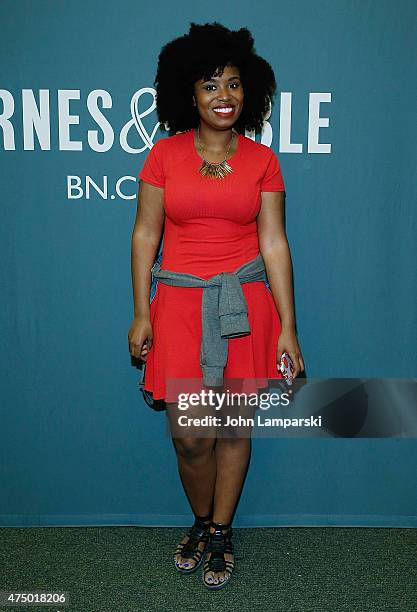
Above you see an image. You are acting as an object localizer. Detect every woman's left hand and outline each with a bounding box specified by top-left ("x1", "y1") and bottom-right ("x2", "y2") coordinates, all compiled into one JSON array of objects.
[{"x1": 276, "y1": 327, "x2": 305, "y2": 379}]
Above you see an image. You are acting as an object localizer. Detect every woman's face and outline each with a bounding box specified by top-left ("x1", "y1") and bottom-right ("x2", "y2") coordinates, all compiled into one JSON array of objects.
[{"x1": 193, "y1": 64, "x2": 244, "y2": 130}]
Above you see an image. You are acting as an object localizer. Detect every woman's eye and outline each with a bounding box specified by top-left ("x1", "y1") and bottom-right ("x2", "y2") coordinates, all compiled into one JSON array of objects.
[{"x1": 204, "y1": 82, "x2": 240, "y2": 91}]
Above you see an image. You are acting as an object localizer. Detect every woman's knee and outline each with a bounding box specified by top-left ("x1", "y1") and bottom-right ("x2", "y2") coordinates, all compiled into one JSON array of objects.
[
  {"x1": 174, "y1": 436, "x2": 215, "y2": 461},
  {"x1": 215, "y1": 436, "x2": 251, "y2": 451}
]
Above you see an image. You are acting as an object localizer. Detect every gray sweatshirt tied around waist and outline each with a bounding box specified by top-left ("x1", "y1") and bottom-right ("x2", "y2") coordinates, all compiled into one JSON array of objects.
[{"x1": 150, "y1": 253, "x2": 268, "y2": 388}]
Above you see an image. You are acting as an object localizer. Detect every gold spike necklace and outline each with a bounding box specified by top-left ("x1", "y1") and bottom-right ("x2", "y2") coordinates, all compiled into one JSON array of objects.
[{"x1": 196, "y1": 126, "x2": 235, "y2": 179}]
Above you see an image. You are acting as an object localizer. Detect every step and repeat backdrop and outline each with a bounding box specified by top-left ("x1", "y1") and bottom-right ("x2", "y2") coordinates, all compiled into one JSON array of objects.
[{"x1": 1, "y1": 0, "x2": 416, "y2": 527}]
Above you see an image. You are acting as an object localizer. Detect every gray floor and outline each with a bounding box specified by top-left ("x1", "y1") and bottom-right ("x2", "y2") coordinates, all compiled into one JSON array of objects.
[{"x1": 1, "y1": 526, "x2": 416, "y2": 611}]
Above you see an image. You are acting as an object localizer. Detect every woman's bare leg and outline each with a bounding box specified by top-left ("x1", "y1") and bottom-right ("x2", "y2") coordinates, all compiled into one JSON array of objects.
[
  {"x1": 166, "y1": 401, "x2": 217, "y2": 570},
  {"x1": 204, "y1": 399, "x2": 255, "y2": 585},
  {"x1": 213, "y1": 436, "x2": 251, "y2": 522}
]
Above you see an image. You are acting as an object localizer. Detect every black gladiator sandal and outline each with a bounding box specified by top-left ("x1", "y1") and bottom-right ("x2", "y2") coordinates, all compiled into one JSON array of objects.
[
  {"x1": 174, "y1": 514, "x2": 211, "y2": 574},
  {"x1": 203, "y1": 521, "x2": 235, "y2": 590}
]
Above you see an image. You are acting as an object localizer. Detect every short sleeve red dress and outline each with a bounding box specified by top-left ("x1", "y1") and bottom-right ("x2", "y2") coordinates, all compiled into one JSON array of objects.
[{"x1": 138, "y1": 128, "x2": 285, "y2": 403}]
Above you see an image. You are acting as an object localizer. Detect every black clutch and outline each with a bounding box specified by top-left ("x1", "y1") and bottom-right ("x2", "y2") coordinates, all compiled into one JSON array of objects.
[{"x1": 138, "y1": 363, "x2": 167, "y2": 412}]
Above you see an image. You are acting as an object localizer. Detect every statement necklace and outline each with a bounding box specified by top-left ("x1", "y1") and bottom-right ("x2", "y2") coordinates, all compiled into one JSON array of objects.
[{"x1": 196, "y1": 126, "x2": 235, "y2": 179}]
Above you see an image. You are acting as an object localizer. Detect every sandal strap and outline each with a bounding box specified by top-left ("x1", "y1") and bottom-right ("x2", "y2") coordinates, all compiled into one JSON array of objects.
[
  {"x1": 209, "y1": 521, "x2": 233, "y2": 546},
  {"x1": 204, "y1": 521, "x2": 234, "y2": 573},
  {"x1": 176, "y1": 515, "x2": 211, "y2": 559}
]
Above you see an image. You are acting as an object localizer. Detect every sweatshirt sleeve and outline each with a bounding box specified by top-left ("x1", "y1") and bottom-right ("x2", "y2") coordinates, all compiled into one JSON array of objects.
[
  {"x1": 260, "y1": 149, "x2": 285, "y2": 192},
  {"x1": 138, "y1": 139, "x2": 166, "y2": 188}
]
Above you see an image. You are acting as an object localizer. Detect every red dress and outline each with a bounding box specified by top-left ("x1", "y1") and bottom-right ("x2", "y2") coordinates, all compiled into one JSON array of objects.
[{"x1": 138, "y1": 128, "x2": 285, "y2": 402}]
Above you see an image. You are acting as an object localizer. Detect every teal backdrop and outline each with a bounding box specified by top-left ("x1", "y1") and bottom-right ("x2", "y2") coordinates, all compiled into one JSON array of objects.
[{"x1": 1, "y1": 0, "x2": 416, "y2": 527}]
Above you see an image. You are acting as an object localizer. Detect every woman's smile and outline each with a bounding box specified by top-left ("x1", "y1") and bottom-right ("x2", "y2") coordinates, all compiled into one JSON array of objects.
[{"x1": 212, "y1": 106, "x2": 235, "y2": 117}]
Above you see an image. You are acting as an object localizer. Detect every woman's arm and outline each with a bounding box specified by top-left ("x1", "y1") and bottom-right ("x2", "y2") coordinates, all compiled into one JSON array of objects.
[
  {"x1": 257, "y1": 190, "x2": 305, "y2": 377},
  {"x1": 257, "y1": 191, "x2": 295, "y2": 329},
  {"x1": 131, "y1": 181, "x2": 165, "y2": 318},
  {"x1": 128, "y1": 181, "x2": 165, "y2": 360}
]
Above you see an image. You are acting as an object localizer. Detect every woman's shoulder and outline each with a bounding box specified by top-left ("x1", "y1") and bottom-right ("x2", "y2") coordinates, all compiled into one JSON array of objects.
[
  {"x1": 152, "y1": 129, "x2": 192, "y2": 150},
  {"x1": 239, "y1": 133, "x2": 278, "y2": 159},
  {"x1": 145, "y1": 131, "x2": 191, "y2": 166}
]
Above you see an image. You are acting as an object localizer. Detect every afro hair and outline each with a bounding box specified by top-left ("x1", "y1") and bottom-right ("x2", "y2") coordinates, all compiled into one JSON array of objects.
[{"x1": 153, "y1": 22, "x2": 278, "y2": 135}]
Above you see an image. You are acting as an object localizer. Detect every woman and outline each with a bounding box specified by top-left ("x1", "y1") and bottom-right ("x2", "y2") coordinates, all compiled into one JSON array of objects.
[{"x1": 128, "y1": 22, "x2": 304, "y2": 590}]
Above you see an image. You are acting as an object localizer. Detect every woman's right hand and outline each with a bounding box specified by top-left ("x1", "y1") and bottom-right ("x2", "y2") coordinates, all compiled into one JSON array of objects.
[{"x1": 128, "y1": 316, "x2": 153, "y2": 362}]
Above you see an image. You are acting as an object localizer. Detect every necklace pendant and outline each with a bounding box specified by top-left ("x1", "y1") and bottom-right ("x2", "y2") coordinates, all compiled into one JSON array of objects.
[
  {"x1": 199, "y1": 159, "x2": 233, "y2": 179},
  {"x1": 196, "y1": 127, "x2": 235, "y2": 179}
]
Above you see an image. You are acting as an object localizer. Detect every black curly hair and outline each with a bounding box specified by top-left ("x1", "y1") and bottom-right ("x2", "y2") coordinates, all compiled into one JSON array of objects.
[{"x1": 153, "y1": 22, "x2": 278, "y2": 135}]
